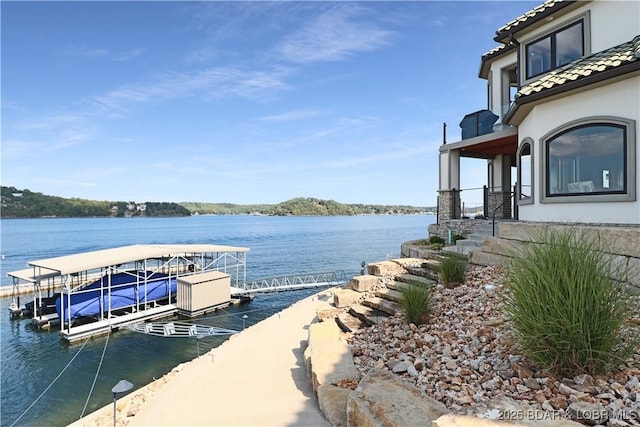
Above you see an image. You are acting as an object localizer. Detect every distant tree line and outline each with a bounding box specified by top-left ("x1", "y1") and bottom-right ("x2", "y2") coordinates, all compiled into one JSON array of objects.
[
  {"x1": 1, "y1": 186, "x2": 190, "y2": 218},
  {"x1": 182, "y1": 197, "x2": 432, "y2": 216},
  {"x1": 1, "y1": 187, "x2": 433, "y2": 218}
]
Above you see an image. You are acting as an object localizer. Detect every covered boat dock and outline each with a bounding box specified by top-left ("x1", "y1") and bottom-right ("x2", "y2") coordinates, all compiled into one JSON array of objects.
[{"x1": 7, "y1": 244, "x2": 249, "y2": 343}]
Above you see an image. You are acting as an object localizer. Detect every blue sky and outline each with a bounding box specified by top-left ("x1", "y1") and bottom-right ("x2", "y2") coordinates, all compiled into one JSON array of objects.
[{"x1": 2, "y1": 1, "x2": 539, "y2": 206}]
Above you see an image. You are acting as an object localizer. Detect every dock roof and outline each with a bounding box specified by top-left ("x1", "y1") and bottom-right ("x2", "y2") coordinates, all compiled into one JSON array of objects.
[{"x1": 7, "y1": 244, "x2": 249, "y2": 280}]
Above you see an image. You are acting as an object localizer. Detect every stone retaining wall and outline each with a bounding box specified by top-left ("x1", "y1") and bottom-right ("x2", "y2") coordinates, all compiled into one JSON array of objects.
[
  {"x1": 469, "y1": 221, "x2": 640, "y2": 289},
  {"x1": 428, "y1": 219, "x2": 487, "y2": 243}
]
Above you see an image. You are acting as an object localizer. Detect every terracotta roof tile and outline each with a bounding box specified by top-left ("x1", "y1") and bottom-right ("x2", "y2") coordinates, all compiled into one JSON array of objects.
[
  {"x1": 495, "y1": 0, "x2": 574, "y2": 41},
  {"x1": 481, "y1": 44, "x2": 511, "y2": 61},
  {"x1": 517, "y1": 36, "x2": 640, "y2": 98}
]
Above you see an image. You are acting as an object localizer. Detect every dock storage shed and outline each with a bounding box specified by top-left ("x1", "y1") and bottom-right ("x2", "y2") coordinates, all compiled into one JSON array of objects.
[{"x1": 177, "y1": 271, "x2": 231, "y2": 317}]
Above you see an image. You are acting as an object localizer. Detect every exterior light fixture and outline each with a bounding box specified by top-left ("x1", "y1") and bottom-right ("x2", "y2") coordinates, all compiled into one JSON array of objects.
[{"x1": 111, "y1": 379, "x2": 134, "y2": 427}]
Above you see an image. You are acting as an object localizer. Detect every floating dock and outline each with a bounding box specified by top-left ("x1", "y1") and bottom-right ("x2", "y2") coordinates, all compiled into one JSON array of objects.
[
  {"x1": 7, "y1": 244, "x2": 347, "y2": 343},
  {"x1": 7, "y1": 244, "x2": 249, "y2": 343}
]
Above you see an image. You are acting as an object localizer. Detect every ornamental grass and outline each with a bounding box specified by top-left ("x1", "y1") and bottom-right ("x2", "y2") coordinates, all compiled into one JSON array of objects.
[
  {"x1": 401, "y1": 283, "x2": 431, "y2": 325},
  {"x1": 502, "y1": 227, "x2": 638, "y2": 376},
  {"x1": 438, "y1": 252, "x2": 468, "y2": 287}
]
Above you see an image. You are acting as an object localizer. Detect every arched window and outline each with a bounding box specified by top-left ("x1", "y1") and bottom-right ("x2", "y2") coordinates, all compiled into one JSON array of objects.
[
  {"x1": 541, "y1": 117, "x2": 636, "y2": 203},
  {"x1": 517, "y1": 139, "x2": 533, "y2": 204}
]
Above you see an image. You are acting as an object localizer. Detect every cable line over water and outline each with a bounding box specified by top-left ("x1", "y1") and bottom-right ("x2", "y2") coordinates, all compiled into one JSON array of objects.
[
  {"x1": 80, "y1": 331, "x2": 111, "y2": 419},
  {"x1": 9, "y1": 337, "x2": 91, "y2": 427}
]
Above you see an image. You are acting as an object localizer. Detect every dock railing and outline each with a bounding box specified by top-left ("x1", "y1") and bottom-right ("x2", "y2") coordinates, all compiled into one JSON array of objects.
[{"x1": 238, "y1": 271, "x2": 348, "y2": 294}]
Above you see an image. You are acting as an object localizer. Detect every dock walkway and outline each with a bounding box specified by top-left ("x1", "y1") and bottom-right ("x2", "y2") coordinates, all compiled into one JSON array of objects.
[{"x1": 71, "y1": 289, "x2": 334, "y2": 427}]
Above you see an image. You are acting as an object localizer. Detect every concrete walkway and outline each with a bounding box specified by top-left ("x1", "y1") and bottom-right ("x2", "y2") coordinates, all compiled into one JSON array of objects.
[{"x1": 77, "y1": 290, "x2": 335, "y2": 427}]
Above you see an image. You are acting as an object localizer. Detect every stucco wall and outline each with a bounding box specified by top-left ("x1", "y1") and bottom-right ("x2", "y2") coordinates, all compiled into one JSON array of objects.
[{"x1": 516, "y1": 76, "x2": 640, "y2": 224}]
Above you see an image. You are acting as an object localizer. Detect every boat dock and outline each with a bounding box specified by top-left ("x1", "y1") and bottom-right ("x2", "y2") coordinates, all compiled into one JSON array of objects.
[{"x1": 6, "y1": 244, "x2": 345, "y2": 343}]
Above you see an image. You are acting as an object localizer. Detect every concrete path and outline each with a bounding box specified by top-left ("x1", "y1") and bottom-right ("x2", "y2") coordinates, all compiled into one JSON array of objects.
[{"x1": 123, "y1": 290, "x2": 334, "y2": 427}]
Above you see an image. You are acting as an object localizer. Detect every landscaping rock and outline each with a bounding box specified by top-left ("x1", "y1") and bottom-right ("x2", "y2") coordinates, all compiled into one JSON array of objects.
[
  {"x1": 348, "y1": 265, "x2": 640, "y2": 427},
  {"x1": 349, "y1": 275, "x2": 379, "y2": 292},
  {"x1": 306, "y1": 320, "x2": 360, "y2": 393},
  {"x1": 317, "y1": 383, "x2": 350, "y2": 427},
  {"x1": 367, "y1": 261, "x2": 400, "y2": 277},
  {"x1": 346, "y1": 369, "x2": 449, "y2": 427},
  {"x1": 333, "y1": 288, "x2": 361, "y2": 308}
]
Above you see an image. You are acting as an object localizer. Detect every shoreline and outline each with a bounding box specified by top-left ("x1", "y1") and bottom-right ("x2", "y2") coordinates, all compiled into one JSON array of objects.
[{"x1": 68, "y1": 287, "x2": 336, "y2": 427}]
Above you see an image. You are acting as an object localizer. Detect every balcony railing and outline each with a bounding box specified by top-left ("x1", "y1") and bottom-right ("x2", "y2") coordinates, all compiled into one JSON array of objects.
[{"x1": 460, "y1": 110, "x2": 499, "y2": 140}]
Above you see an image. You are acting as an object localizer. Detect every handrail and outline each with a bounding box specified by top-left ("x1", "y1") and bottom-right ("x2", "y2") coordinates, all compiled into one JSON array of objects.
[
  {"x1": 238, "y1": 271, "x2": 348, "y2": 293},
  {"x1": 492, "y1": 191, "x2": 515, "y2": 236}
]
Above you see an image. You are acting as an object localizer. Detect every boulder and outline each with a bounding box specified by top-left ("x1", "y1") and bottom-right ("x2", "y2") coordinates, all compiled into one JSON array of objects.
[
  {"x1": 349, "y1": 275, "x2": 379, "y2": 292},
  {"x1": 367, "y1": 261, "x2": 399, "y2": 276},
  {"x1": 346, "y1": 369, "x2": 448, "y2": 427},
  {"x1": 306, "y1": 321, "x2": 360, "y2": 393},
  {"x1": 317, "y1": 383, "x2": 350, "y2": 427},
  {"x1": 333, "y1": 289, "x2": 361, "y2": 308}
]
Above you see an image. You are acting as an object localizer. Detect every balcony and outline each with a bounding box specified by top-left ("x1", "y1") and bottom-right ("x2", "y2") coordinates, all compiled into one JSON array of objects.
[{"x1": 460, "y1": 109, "x2": 499, "y2": 140}]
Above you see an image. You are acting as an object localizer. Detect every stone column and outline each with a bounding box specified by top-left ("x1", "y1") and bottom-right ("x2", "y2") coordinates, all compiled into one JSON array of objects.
[
  {"x1": 438, "y1": 190, "x2": 461, "y2": 220},
  {"x1": 487, "y1": 191, "x2": 512, "y2": 219}
]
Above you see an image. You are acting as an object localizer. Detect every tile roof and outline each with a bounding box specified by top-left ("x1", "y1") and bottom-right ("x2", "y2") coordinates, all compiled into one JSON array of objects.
[
  {"x1": 495, "y1": 0, "x2": 574, "y2": 42},
  {"x1": 481, "y1": 43, "x2": 514, "y2": 61},
  {"x1": 517, "y1": 35, "x2": 640, "y2": 99}
]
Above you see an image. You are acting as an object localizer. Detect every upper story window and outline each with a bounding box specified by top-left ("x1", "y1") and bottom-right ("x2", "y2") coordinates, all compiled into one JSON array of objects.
[
  {"x1": 541, "y1": 117, "x2": 636, "y2": 204},
  {"x1": 525, "y1": 20, "x2": 584, "y2": 80}
]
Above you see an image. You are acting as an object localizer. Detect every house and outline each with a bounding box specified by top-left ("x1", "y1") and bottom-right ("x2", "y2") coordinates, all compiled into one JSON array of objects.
[{"x1": 430, "y1": 0, "x2": 640, "y2": 286}]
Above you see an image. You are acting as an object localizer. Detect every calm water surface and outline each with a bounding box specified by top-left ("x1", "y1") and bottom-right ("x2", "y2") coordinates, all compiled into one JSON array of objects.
[{"x1": 0, "y1": 215, "x2": 433, "y2": 426}]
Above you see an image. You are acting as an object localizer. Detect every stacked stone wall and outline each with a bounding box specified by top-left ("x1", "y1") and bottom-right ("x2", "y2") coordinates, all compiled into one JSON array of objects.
[
  {"x1": 469, "y1": 221, "x2": 640, "y2": 289},
  {"x1": 486, "y1": 191, "x2": 512, "y2": 219},
  {"x1": 427, "y1": 219, "x2": 488, "y2": 244},
  {"x1": 437, "y1": 190, "x2": 461, "y2": 220}
]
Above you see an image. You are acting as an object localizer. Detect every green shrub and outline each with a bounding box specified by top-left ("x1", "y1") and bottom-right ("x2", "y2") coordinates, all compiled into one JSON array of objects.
[
  {"x1": 439, "y1": 252, "x2": 467, "y2": 286},
  {"x1": 401, "y1": 284, "x2": 431, "y2": 324},
  {"x1": 503, "y1": 228, "x2": 637, "y2": 376},
  {"x1": 452, "y1": 234, "x2": 466, "y2": 243},
  {"x1": 429, "y1": 235, "x2": 445, "y2": 245}
]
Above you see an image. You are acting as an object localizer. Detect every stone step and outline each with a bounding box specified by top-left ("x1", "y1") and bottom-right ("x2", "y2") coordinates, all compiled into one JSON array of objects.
[
  {"x1": 336, "y1": 312, "x2": 368, "y2": 333},
  {"x1": 362, "y1": 297, "x2": 402, "y2": 316},
  {"x1": 386, "y1": 280, "x2": 413, "y2": 292},
  {"x1": 348, "y1": 303, "x2": 389, "y2": 326},
  {"x1": 419, "y1": 258, "x2": 443, "y2": 272},
  {"x1": 455, "y1": 239, "x2": 484, "y2": 247},
  {"x1": 404, "y1": 266, "x2": 438, "y2": 281},
  {"x1": 374, "y1": 288, "x2": 403, "y2": 304},
  {"x1": 396, "y1": 274, "x2": 435, "y2": 287}
]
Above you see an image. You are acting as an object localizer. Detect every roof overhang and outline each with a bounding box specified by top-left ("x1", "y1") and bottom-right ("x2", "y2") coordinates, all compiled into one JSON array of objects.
[
  {"x1": 505, "y1": 63, "x2": 640, "y2": 126},
  {"x1": 440, "y1": 126, "x2": 518, "y2": 159},
  {"x1": 7, "y1": 244, "x2": 250, "y2": 280}
]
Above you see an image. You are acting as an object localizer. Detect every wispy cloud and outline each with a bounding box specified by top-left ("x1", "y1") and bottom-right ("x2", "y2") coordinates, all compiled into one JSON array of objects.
[
  {"x1": 59, "y1": 45, "x2": 144, "y2": 62},
  {"x1": 325, "y1": 144, "x2": 437, "y2": 169},
  {"x1": 89, "y1": 66, "x2": 292, "y2": 114},
  {"x1": 258, "y1": 109, "x2": 327, "y2": 122},
  {"x1": 275, "y1": 4, "x2": 395, "y2": 64}
]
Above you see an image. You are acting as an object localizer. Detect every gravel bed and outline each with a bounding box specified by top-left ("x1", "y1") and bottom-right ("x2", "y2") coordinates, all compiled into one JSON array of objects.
[{"x1": 348, "y1": 265, "x2": 640, "y2": 426}]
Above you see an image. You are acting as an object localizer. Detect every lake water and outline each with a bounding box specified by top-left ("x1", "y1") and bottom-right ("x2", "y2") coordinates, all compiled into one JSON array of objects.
[{"x1": 0, "y1": 215, "x2": 434, "y2": 426}]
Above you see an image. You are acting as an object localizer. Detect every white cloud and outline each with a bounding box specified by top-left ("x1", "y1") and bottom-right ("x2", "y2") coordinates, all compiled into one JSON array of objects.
[
  {"x1": 275, "y1": 4, "x2": 394, "y2": 64},
  {"x1": 60, "y1": 45, "x2": 143, "y2": 62},
  {"x1": 88, "y1": 66, "x2": 292, "y2": 114},
  {"x1": 258, "y1": 109, "x2": 327, "y2": 122}
]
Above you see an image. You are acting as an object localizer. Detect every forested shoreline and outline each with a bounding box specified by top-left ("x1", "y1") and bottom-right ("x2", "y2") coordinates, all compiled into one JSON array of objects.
[{"x1": 1, "y1": 186, "x2": 434, "y2": 218}]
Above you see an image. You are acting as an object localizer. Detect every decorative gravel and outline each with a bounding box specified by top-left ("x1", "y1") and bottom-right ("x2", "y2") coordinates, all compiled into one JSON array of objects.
[{"x1": 348, "y1": 265, "x2": 640, "y2": 426}]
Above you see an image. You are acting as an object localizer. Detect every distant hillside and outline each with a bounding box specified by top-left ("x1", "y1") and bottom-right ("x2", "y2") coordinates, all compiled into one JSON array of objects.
[
  {"x1": 182, "y1": 197, "x2": 432, "y2": 216},
  {"x1": 1, "y1": 186, "x2": 190, "y2": 218},
  {"x1": 0, "y1": 187, "x2": 433, "y2": 218}
]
